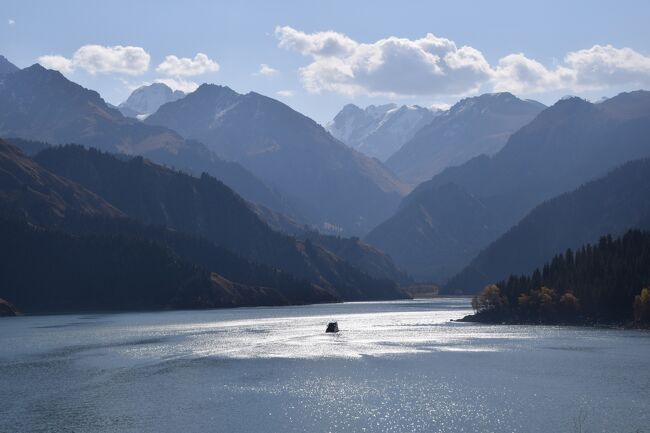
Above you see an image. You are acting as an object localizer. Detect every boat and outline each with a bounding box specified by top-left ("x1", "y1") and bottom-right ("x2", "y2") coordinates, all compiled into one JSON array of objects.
[{"x1": 325, "y1": 321, "x2": 339, "y2": 333}]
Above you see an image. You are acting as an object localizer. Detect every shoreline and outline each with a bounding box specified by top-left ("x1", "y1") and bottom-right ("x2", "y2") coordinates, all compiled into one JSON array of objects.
[
  {"x1": 455, "y1": 313, "x2": 649, "y2": 330},
  {"x1": 0, "y1": 296, "x2": 447, "y2": 318}
]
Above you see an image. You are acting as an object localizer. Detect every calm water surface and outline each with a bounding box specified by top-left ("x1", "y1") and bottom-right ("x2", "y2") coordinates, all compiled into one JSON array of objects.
[{"x1": 1, "y1": 298, "x2": 649, "y2": 432}]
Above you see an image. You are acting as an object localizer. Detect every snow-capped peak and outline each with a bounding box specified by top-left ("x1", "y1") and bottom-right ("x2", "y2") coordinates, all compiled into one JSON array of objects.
[
  {"x1": 118, "y1": 83, "x2": 186, "y2": 119},
  {"x1": 327, "y1": 103, "x2": 440, "y2": 161}
]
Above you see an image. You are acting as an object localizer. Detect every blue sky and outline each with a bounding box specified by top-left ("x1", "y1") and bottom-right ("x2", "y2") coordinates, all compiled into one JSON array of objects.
[{"x1": 2, "y1": 0, "x2": 650, "y2": 123}]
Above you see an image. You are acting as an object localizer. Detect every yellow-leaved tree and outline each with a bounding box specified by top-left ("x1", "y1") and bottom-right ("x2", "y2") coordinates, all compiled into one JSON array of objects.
[{"x1": 633, "y1": 288, "x2": 650, "y2": 324}]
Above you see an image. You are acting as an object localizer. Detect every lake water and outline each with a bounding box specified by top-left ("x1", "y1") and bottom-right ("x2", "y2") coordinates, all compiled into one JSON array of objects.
[{"x1": 1, "y1": 298, "x2": 649, "y2": 433}]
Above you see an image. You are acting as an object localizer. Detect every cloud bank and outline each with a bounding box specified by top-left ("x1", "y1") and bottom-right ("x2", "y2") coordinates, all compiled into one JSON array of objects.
[
  {"x1": 39, "y1": 45, "x2": 150, "y2": 75},
  {"x1": 276, "y1": 26, "x2": 650, "y2": 97}
]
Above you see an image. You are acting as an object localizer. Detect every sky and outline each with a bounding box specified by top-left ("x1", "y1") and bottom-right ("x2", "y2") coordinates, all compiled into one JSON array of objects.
[{"x1": 2, "y1": 0, "x2": 650, "y2": 124}]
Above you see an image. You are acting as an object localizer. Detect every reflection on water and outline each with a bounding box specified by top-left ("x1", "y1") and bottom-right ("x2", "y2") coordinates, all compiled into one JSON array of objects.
[{"x1": 1, "y1": 299, "x2": 649, "y2": 433}]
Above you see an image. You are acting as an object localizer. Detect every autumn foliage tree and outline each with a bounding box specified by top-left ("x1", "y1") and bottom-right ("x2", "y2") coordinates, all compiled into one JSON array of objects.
[
  {"x1": 633, "y1": 288, "x2": 650, "y2": 324},
  {"x1": 472, "y1": 284, "x2": 508, "y2": 316}
]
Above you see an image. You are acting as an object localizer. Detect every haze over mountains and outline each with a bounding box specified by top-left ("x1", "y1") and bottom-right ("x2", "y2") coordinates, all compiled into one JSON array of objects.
[
  {"x1": 145, "y1": 84, "x2": 407, "y2": 234},
  {"x1": 367, "y1": 92, "x2": 650, "y2": 282},
  {"x1": 386, "y1": 93, "x2": 546, "y2": 186},
  {"x1": 327, "y1": 103, "x2": 439, "y2": 162}
]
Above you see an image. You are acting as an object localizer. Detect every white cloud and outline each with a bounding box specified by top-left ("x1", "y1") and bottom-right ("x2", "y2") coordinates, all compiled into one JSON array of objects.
[
  {"x1": 156, "y1": 53, "x2": 219, "y2": 77},
  {"x1": 37, "y1": 45, "x2": 150, "y2": 75},
  {"x1": 257, "y1": 63, "x2": 278, "y2": 76},
  {"x1": 492, "y1": 54, "x2": 575, "y2": 93},
  {"x1": 430, "y1": 102, "x2": 451, "y2": 111},
  {"x1": 565, "y1": 44, "x2": 650, "y2": 89},
  {"x1": 276, "y1": 90, "x2": 294, "y2": 97},
  {"x1": 493, "y1": 45, "x2": 650, "y2": 93},
  {"x1": 38, "y1": 55, "x2": 74, "y2": 73},
  {"x1": 276, "y1": 26, "x2": 357, "y2": 58},
  {"x1": 154, "y1": 78, "x2": 199, "y2": 93},
  {"x1": 276, "y1": 26, "x2": 650, "y2": 97},
  {"x1": 8, "y1": 19, "x2": 15, "y2": 25},
  {"x1": 275, "y1": 26, "x2": 491, "y2": 97},
  {"x1": 72, "y1": 45, "x2": 150, "y2": 75}
]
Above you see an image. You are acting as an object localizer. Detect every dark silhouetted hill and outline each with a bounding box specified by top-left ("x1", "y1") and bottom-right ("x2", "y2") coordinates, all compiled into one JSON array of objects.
[{"x1": 448, "y1": 158, "x2": 650, "y2": 292}]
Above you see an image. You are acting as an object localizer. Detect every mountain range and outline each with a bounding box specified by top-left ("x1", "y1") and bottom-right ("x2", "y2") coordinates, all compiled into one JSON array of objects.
[
  {"x1": 367, "y1": 91, "x2": 650, "y2": 282},
  {"x1": 0, "y1": 138, "x2": 335, "y2": 309},
  {"x1": 27, "y1": 142, "x2": 407, "y2": 298},
  {"x1": 327, "y1": 103, "x2": 439, "y2": 162},
  {"x1": 2, "y1": 51, "x2": 650, "y2": 315},
  {"x1": 0, "y1": 139, "x2": 408, "y2": 312},
  {"x1": 145, "y1": 84, "x2": 408, "y2": 235},
  {"x1": 0, "y1": 63, "x2": 297, "y2": 219},
  {"x1": 386, "y1": 93, "x2": 546, "y2": 186}
]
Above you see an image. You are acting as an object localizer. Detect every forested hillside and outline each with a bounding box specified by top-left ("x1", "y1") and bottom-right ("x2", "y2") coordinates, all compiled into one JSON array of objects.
[{"x1": 465, "y1": 230, "x2": 650, "y2": 325}]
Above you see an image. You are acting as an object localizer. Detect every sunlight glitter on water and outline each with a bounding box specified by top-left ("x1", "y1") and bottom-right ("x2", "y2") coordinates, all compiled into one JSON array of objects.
[
  {"x1": 96, "y1": 302, "x2": 528, "y2": 362},
  {"x1": 2, "y1": 299, "x2": 650, "y2": 433}
]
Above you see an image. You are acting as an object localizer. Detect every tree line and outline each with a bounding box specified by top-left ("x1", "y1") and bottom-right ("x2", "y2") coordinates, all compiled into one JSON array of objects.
[{"x1": 467, "y1": 230, "x2": 650, "y2": 326}]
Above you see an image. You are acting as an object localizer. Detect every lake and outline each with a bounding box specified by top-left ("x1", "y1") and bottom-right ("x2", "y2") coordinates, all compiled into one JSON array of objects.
[{"x1": 1, "y1": 298, "x2": 649, "y2": 433}]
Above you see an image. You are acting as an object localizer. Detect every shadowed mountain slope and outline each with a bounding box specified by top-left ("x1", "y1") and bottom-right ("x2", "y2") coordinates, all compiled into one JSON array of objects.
[
  {"x1": 367, "y1": 92, "x2": 650, "y2": 282},
  {"x1": 447, "y1": 158, "x2": 650, "y2": 292},
  {"x1": 34, "y1": 144, "x2": 406, "y2": 301}
]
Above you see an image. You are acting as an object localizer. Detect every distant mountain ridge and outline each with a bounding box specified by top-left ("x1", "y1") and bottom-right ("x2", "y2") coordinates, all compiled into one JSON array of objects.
[
  {"x1": 146, "y1": 84, "x2": 408, "y2": 235},
  {"x1": 386, "y1": 93, "x2": 545, "y2": 185},
  {"x1": 367, "y1": 91, "x2": 650, "y2": 282},
  {"x1": 327, "y1": 103, "x2": 439, "y2": 161},
  {"x1": 118, "y1": 82, "x2": 185, "y2": 119}
]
